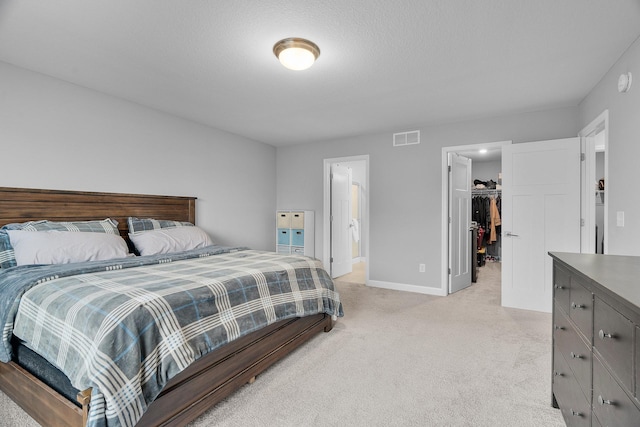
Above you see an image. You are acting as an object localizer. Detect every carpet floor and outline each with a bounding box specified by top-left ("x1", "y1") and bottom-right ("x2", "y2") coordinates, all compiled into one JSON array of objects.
[{"x1": 0, "y1": 261, "x2": 566, "y2": 426}]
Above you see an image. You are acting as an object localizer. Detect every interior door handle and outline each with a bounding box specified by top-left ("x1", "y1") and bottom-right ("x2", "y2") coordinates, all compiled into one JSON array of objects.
[{"x1": 506, "y1": 232, "x2": 519, "y2": 237}]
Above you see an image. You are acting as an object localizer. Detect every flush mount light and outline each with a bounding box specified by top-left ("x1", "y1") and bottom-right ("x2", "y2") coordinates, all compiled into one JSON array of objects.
[{"x1": 273, "y1": 37, "x2": 320, "y2": 71}]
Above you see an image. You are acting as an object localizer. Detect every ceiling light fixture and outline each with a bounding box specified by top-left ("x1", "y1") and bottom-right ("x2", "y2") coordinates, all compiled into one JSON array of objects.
[{"x1": 273, "y1": 37, "x2": 320, "y2": 71}]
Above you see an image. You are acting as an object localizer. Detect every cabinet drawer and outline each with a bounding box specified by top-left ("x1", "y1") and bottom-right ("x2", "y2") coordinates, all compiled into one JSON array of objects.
[
  {"x1": 568, "y1": 277, "x2": 593, "y2": 341},
  {"x1": 553, "y1": 264, "x2": 571, "y2": 314},
  {"x1": 290, "y1": 212, "x2": 304, "y2": 229},
  {"x1": 291, "y1": 229, "x2": 304, "y2": 246},
  {"x1": 291, "y1": 246, "x2": 305, "y2": 255},
  {"x1": 593, "y1": 355, "x2": 640, "y2": 427},
  {"x1": 593, "y1": 296, "x2": 633, "y2": 392},
  {"x1": 637, "y1": 326, "x2": 640, "y2": 403},
  {"x1": 553, "y1": 303, "x2": 571, "y2": 336},
  {"x1": 556, "y1": 320, "x2": 592, "y2": 400},
  {"x1": 277, "y1": 212, "x2": 291, "y2": 228},
  {"x1": 553, "y1": 349, "x2": 592, "y2": 427},
  {"x1": 277, "y1": 229, "x2": 291, "y2": 245}
]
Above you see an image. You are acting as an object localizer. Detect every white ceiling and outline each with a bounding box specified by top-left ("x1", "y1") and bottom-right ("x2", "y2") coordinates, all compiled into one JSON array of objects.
[{"x1": 1, "y1": 0, "x2": 639, "y2": 147}]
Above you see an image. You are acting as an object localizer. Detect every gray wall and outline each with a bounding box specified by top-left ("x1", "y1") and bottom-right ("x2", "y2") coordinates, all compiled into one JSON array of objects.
[
  {"x1": 0, "y1": 61, "x2": 277, "y2": 251},
  {"x1": 579, "y1": 35, "x2": 640, "y2": 256},
  {"x1": 277, "y1": 107, "x2": 579, "y2": 290}
]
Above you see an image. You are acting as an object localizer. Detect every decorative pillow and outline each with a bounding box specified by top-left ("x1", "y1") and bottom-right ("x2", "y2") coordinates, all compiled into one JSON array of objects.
[
  {"x1": 129, "y1": 226, "x2": 213, "y2": 256},
  {"x1": 6, "y1": 230, "x2": 130, "y2": 266},
  {"x1": 2, "y1": 218, "x2": 120, "y2": 234},
  {"x1": 127, "y1": 217, "x2": 194, "y2": 235},
  {"x1": 0, "y1": 230, "x2": 17, "y2": 269}
]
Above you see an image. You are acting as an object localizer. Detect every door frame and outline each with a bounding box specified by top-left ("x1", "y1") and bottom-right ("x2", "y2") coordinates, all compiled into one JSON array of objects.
[
  {"x1": 441, "y1": 141, "x2": 512, "y2": 294},
  {"x1": 579, "y1": 109, "x2": 609, "y2": 254},
  {"x1": 323, "y1": 155, "x2": 370, "y2": 282}
]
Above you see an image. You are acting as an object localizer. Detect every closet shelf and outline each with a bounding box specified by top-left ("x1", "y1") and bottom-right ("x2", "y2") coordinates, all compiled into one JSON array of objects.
[{"x1": 471, "y1": 188, "x2": 501, "y2": 195}]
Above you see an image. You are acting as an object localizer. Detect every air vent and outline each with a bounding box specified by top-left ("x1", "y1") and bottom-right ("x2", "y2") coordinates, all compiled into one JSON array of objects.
[{"x1": 393, "y1": 130, "x2": 420, "y2": 147}]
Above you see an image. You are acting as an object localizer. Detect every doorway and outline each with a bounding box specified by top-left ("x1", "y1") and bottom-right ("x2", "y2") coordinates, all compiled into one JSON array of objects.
[
  {"x1": 441, "y1": 141, "x2": 511, "y2": 295},
  {"x1": 579, "y1": 110, "x2": 609, "y2": 254},
  {"x1": 323, "y1": 155, "x2": 369, "y2": 284},
  {"x1": 442, "y1": 138, "x2": 582, "y2": 313}
]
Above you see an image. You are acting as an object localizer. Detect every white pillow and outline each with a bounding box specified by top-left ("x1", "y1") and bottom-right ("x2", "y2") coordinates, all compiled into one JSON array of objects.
[
  {"x1": 129, "y1": 226, "x2": 213, "y2": 256},
  {"x1": 7, "y1": 230, "x2": 130, "y2": 266}
]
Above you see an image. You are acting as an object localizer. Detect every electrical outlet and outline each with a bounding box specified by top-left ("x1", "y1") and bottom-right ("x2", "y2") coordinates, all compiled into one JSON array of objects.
[{"x1": 419, "y1": 263, "x2": 425, "y2": 273}]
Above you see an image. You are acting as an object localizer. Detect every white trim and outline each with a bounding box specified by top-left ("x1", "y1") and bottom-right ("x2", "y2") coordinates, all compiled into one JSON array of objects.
[
  {"x1": 323, "y1": 155, "x2": 370, "y2": 284},
  {"x1": 441, "y1": 141, "x2": 512, "y2": 295},
  {"x1": 578, "y1": 110, "x2": 609, "y2": 254},
  {"x1": 368, "y1": 280, "x2": 447, "y2": 296}
]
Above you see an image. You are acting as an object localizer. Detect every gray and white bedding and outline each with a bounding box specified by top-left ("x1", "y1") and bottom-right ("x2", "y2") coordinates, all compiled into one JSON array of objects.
[{"x1": 0, "y1": 246, "x2": 343, "y2": 427}]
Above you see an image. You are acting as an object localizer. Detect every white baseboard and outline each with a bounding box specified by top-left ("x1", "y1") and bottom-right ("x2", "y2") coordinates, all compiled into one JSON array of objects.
[
  {"x1": 351, "y1": 257, "x2": 365, "y2": 264},
  {"x1": 367, "y1": 280, "x2": 447, "y2": 296}
]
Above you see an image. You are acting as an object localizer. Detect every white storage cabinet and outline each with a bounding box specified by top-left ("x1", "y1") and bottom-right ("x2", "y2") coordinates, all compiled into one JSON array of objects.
[{"x1": 276, "y1": 210, "x2": 314, "y2": 257}]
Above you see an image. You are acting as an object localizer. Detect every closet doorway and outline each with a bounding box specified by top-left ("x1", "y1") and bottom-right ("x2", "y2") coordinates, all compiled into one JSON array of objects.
[
  {"x1": 323, "y1": 155, "x2": 369, "y2": 285},
  {"x1": 579, "y1": 110, "x2": 609, "y2": 255},
  {"x1": 441, "y1": 141, "x2": 511, "y2": 295}
]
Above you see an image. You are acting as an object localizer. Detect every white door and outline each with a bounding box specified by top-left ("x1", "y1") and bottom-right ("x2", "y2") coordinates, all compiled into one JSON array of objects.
[
  {"x1": 331, "y1": 164, "x2": 352, "y2": 278},
  {"x1": 449, "y1": 153, "x2": 472, "y2": 293},
  {"x1": 502, "y1": 138, "x2": 581, "y2": 312}
]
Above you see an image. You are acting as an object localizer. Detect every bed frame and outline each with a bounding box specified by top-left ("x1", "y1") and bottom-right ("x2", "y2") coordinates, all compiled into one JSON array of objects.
[{"x1": 0, "y1": 186, "x2": 333, "y2": 427}]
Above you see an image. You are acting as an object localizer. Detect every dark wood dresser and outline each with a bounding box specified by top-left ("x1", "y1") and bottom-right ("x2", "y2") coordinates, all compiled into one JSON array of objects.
[{"x1": 549, "y1": 252, "x2": 640, "y2": 426}]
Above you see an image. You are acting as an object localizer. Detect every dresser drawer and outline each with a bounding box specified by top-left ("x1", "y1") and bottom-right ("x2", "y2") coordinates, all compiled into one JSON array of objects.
[
  {"x1": 568, "y1": 277, "x2": 593, "y2": 341},
  {"x1": 593, "y1": 355, "x2": 640, "y2": 427},
  {"x1": 555, "y1": 320, "x2": 592, "y2": 400},
  {"x1": 553, "y1": 264, "x2": 571, "y2": 313},
  {"x1": 636, "y1": 326, "x2": 640, "y2": 403},
  {"x1": 553, "y1": 303, "x2": 572, "y2": 340},
  {"x1": 593, "y1": 296, "x2": 633, "y2": 392},
  {"x1": 553, "y1": 349, "x2": 592, "y2": 427}
]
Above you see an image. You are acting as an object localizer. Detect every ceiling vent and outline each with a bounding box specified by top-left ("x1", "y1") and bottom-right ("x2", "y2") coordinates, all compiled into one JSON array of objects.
[{"x1": 393, "y1": 130, "x2": 420, "y2": 147}]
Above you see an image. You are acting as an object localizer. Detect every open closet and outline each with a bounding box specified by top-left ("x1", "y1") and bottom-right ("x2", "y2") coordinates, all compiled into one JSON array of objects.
[{"x1": 470, "y1": 160, "x2": 502, "y2": 281}]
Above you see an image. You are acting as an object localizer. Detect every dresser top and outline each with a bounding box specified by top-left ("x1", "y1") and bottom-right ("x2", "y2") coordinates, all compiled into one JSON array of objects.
[{"x1": 549, "y1": 252, "x2": 640, "y2": 310}]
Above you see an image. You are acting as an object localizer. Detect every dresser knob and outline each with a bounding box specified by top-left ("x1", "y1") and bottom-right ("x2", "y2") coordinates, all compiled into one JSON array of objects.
[
  {"x1": 571, "y1": 302, "x2": 585, "y2": 309},
  {"x1": 598, "y1": 395, "x2": 613, "y2": 406},
  {"x1": 598, "y1": 329, "x2": 614, "y2": 339},
  {"x1": 554, "y1": 284, "x2": 565, "y2": 290},
  {"x1": 554, "y1": 325, "x2": 565, "y2": 331},
  {"x1": 570, "y1": 409, "x2": 582, "y2": 417},
  {"x1": 570, "y1": 352, "x2": 583, "y2": 359},
  {"x1": 554, "y1": 371, "x2": 564, "y2": 377}
]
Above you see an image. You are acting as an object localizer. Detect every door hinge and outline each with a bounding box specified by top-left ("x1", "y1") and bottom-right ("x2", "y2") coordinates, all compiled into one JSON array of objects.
[
  {"x1": 330, "y1": 257, "x2": 334, "y2": 263},
  {"x1": 448, "y1": 165, "x2": 451, "y2": 172},
  {"x1": 448, "y1": 268, "x2": 451, "y2": 274},
  {"x1": 580, "y1": 218, "x2": 585, "y2": 227},
  {"x1": 580, "y1": 153, "x2": 586, "y2": 161},
  {"x1": 449, "y1": 217, "x2": 452, "y2": 223}
]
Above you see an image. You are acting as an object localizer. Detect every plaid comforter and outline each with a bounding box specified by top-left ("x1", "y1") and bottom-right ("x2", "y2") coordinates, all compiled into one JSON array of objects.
[{"x1": 0, "y1": 246, "x2": 342, "y2": 427}]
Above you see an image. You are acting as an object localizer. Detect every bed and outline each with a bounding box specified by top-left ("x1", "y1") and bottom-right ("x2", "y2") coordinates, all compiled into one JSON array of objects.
[{"x1": 0, "y1": 186, "x2": 342, "y2": 427}]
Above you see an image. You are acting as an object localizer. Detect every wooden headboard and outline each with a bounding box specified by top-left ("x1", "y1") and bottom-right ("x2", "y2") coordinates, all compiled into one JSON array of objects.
[{"x1": 0, "y1": 187, "x2": 196, "y2": 246}]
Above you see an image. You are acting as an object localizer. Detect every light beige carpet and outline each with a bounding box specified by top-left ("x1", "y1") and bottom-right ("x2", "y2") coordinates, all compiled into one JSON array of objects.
[{"x1": 0, "y1": 262, "x2": 565, "y2": 426}]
